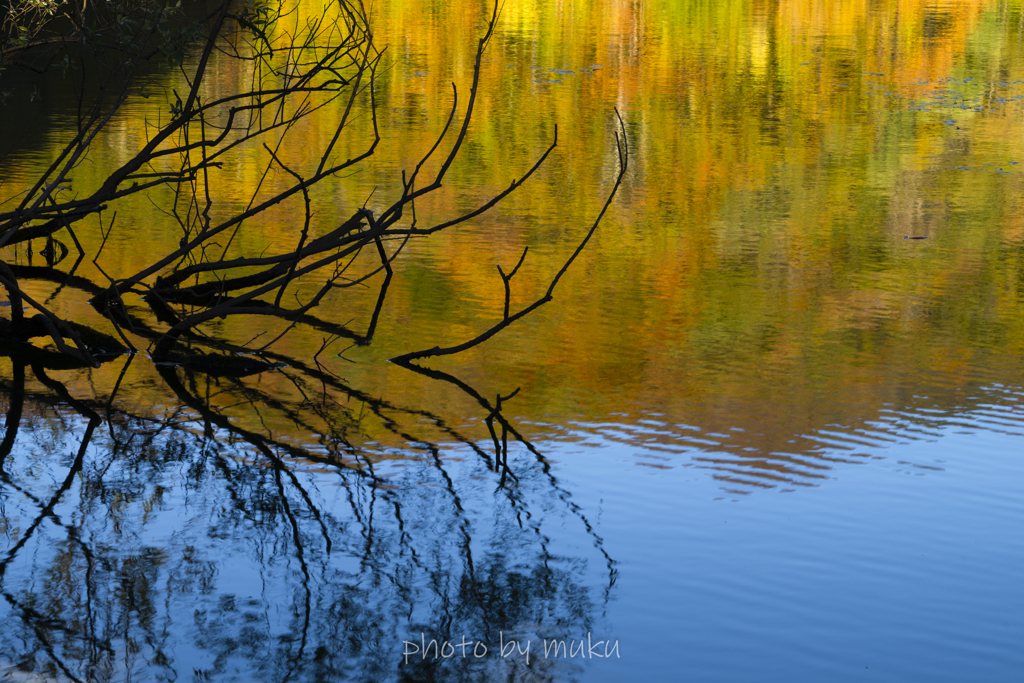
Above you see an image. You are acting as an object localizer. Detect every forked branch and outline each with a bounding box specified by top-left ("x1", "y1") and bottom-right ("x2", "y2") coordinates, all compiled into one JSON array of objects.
[{"x1": 390, "y1": 109, "x2": 629, "y2": 365}]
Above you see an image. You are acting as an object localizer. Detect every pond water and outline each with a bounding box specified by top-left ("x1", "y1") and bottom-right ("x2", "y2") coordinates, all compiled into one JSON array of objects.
[{"x1": 2, "y1": 0, "x2": 1024, "y2": 681}]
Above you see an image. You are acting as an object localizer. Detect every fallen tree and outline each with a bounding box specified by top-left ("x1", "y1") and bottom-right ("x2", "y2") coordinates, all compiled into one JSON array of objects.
[{"x1": 0, "y1": 0, "x2": 626, "y2": 377}]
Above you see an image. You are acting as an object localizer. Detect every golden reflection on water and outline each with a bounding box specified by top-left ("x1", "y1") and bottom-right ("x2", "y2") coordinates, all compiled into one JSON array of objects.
[{"x1": 4, "y1": 0, "x2": 1024, "y2": 492}]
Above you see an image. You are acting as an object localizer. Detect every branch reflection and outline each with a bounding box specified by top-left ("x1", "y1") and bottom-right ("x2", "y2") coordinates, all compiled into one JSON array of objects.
[{"x1": 0, "y1": 347, "x2": 616, "y2": 682}]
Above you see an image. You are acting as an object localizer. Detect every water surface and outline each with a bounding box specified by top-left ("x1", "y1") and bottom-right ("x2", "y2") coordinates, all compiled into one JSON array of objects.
[{"x1": 2, "y1": 0, "x2": 1024, "y2": 680}]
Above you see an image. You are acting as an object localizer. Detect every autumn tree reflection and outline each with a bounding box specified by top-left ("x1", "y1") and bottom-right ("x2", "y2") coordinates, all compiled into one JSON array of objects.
[{"x1": 0, "y1": 0, "x2": 624, "y2": 375}]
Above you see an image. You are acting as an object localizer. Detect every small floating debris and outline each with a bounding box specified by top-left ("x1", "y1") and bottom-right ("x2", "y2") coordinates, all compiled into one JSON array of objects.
[{"x1": 903, "y1": 236, "x2": 929, "y2": 240}]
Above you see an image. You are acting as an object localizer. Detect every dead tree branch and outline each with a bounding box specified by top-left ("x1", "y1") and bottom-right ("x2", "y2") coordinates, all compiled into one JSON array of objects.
[{"x1": 390, "y1": 109, "x2": 629, "y2": 364}]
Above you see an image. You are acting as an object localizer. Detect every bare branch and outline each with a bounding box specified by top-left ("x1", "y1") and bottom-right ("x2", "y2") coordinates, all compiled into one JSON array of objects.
[{"x1": 390, "y1": 109, "x2": 629, "y2": 364}]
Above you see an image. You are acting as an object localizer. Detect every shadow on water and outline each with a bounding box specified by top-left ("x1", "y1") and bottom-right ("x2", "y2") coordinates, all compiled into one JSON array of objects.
[{"x1": 0, "y1": 343, "x2": 617, "y2": 682}]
